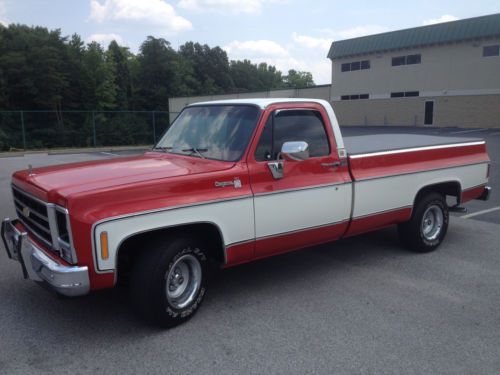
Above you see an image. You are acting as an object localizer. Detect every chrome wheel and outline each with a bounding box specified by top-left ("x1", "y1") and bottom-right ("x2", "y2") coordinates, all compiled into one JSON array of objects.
[
  {"x1": 421, "y1": 205, "x2": 444, "y2": 241},
  {"x1": 165, "y1": 254, "x2": 202, "y2": 309}
]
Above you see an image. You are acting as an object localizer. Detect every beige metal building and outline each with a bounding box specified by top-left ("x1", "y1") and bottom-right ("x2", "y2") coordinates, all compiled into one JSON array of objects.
[{"x1": 328, "y1": 13, "x2": 500, "y2": 127}]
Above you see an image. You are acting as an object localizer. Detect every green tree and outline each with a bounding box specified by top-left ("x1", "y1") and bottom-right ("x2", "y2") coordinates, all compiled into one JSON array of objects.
[
  {"x1": 63, "y1": 33, "x2": 86, "y2": 109},
  {"x1": 284, "y1": 69, "x2": 315, "y2": 88},
  {"x1": 107, "y1": 40, "x2": 133, "y2": 109},
  {"x1": 136, "y1": 37, "x2": 179, "y2": 110},
  {"x1": 0, "y1": 25, "x2": 69, "y2": 110},
  {"x1": 81, "y1": 41, "x2": 117, "y2": 110},
  {"x1": 179, "y1": 42, "x2": 233, "y2": 94},
  {"x1": 229, "y1": 60, "x2": 284, "y2": 92}
]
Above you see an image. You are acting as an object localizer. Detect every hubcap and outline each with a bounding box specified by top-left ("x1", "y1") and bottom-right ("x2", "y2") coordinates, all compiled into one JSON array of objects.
[
  {"x1": 421, "y1": 205, "x2": 444, "y2": 241},
  {"x1": 165, "y1": 254, "x2": 202, "y2": 309}
]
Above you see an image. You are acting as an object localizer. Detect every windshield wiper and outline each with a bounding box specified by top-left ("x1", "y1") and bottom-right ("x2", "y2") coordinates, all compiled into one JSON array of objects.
[{"x1": 181, "y1": 147, "x2": 208, "y2": 159}]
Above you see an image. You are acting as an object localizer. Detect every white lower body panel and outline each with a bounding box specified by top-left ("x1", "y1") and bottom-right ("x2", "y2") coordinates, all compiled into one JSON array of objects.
[
  {"x1": 93, "y1": 197, "x2": 255, "y2": 272},
  {"x1": 253, "y1": 183, "x2": 352, "y2": 238},
  {"x1": 353, "y1": 163, "x2": 488, "y2": 218}
]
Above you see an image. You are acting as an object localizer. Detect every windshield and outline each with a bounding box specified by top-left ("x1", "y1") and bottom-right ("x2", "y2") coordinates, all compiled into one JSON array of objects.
[{"x1": 155, "y1": 105, "x2": 261, "y2": 162}]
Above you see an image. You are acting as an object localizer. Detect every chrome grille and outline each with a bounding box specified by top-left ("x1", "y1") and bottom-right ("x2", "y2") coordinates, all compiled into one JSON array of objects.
[
  {"x1": 12, "y1": 186, "x2": 53, "y2": 247},
  {"x1": 11, "y1": 185, "x2": 77, "y2": 263}
]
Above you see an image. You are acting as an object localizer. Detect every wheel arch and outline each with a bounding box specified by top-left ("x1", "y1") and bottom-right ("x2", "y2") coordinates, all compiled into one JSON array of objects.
[
  {"x1": 114, "y1": 221, "x2": 226, "y2": 285},
  {"x1": 411, "y1": 180, "x2": 462, "y2": 214}
]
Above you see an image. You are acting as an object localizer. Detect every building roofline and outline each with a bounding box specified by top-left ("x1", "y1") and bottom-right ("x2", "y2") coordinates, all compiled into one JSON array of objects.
[{"x1": 328, "y1": 13, "x2": 500, "y2": 60}]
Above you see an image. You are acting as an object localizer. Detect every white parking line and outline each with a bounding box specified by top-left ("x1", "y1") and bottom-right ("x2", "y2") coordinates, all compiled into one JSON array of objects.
[
  {"x1": 461, "y1": 206, "x2": 500, "y2": 219},
  {"x1": 101, "y1": 152, "x2": 118, "y2": 156},
  {"x1": 451, "y1": 128, "x2": 487, "y2": 135}
]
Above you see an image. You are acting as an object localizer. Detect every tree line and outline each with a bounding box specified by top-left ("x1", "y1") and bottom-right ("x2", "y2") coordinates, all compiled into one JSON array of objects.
[
  {"x1": 0, "y1": 24, "x2": 314, "y2": 150},
  {"x1": 0, "y1": 24, "x2": 315, "y2": 112}
]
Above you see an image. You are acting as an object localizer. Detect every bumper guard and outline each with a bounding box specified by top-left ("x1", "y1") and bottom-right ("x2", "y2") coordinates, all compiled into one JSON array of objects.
[{"x1": 1, "y1": 218, "x2": 90, "y2": 297}]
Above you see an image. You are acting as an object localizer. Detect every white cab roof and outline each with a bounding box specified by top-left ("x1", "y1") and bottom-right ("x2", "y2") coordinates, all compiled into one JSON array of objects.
[{"x1": 189, "y1": 98, "x2": 331, "y2": 109}]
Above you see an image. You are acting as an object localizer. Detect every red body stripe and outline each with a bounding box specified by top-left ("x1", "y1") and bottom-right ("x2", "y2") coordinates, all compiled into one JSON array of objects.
[
  {"x1": 461, "y1": 184, "x2": 487, "y2": 203},
  {"x1": 225, "y1": 221, "x2": 349, "y2": 267},
  {"x1": 345, "y1": 207, "x2": 413, "y2": 238},
  {"x1": 349, "y1": 143, "x2": 489, "y2": 181}
]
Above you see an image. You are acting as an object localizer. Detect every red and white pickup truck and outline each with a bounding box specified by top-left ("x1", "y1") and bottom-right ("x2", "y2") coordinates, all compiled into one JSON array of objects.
[{"x1": 2, "y1": 99, "x2": 491, "y2": 327}]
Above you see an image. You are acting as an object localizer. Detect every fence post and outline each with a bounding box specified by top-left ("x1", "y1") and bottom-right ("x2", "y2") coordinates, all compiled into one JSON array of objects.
[
  {"x1": 152, "y1": 111, "x2": 156, "y2": 143},
  {"x1": 20, "y1": 111, "x2": 26, "y2": 150},
  {"x1": 92, "y1": 111, "x2": 96, "y2": 147}
]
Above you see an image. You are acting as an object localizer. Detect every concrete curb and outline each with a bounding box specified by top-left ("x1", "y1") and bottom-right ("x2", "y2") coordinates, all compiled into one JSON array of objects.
[{"x1": 0, "y1": 145, "x2": 152, "y2": 158}]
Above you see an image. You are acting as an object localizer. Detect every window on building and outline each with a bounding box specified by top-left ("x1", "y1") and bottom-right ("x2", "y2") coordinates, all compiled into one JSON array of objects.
[
  {"x1": 392, "y1": 56, "x2": 406, "y2": 66},
  {"x1": 341, "y1": 60, "x2": 371, "y2": 72},
  {"x1": 361, "y1": 60, "x2": 370, "y2": 69},
  {"x1": 406, "y1": 54, "x2": 421, "y2": 65},
  {"x1": 351, "y1": 61, "x2": 361, "y2": 71},
  {"x1": 254, "y1": 110, "x2": 330, "y2": 161},
  {"x1": 390, "y1": 92, "x2": 405, "y2": 98},
  {"x1": 340, "y1": 94, "x2": 370, "y2": 100},
  {"x1": 405, "y1": 91, "x2": 419, "y2": 97},
  {"x1": 390, "y1": 91, "x2": 419, "y2": 98},
  {"x1": 483, "y1": 45, "x2": 500, "y2": 57},
  {"x1": 392, "y1": 54, "x2": 421, "y2": 66}
]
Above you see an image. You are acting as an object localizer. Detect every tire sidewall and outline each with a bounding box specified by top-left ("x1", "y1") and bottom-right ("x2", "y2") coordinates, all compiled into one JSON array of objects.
[
  {"x1": 150, "y1": 238, "x2": 209, "y2": 326},
  {"x1": 416, "y1": 195, "x2": 449, "y2": 250}
]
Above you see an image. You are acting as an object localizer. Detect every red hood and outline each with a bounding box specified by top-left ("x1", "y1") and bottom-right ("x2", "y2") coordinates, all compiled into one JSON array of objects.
[{"x1": 13, "y1": 152, "x2": 234, "y2": 199}]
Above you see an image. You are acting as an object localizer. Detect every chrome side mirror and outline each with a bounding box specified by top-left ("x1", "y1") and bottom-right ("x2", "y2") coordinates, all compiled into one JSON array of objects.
[
  {"x1": 281, "y1": 141, "x2": 309, "y2": 161},
  {"x1": 267, "y1": 141, "x2": 309, "y2": 180}
]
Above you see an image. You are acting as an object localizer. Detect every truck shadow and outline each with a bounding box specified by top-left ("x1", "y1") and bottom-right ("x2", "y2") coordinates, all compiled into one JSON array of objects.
[
  {"x1": 208, "y1": 226, "x2": 410, "y2": 301},
  {"x1": 8, "y1": 227, "x2": 415, "y2": 338}
]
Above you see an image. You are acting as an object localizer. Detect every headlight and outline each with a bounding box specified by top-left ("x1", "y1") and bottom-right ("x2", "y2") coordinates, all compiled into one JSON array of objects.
[{"x1": 55, "y1": 206, "x2": 77, "y2": 264}]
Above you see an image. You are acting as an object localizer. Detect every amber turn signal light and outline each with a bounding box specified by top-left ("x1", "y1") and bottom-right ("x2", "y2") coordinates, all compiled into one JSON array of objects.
[{"x1": 100, "y1": 231, "x2": 109, "y2": 260}]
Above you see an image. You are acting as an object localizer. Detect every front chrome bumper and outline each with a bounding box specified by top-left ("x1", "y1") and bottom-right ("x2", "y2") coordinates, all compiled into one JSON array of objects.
[{"x1": 1, "y1": 218, "x2": 90, "y2": 297}]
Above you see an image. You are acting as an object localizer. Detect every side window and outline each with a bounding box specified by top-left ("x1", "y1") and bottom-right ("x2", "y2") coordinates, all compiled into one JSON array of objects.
[
  {"x1": 254, "y1": 110, "x2": 330, "y2": 161},
  {"x1": 274, "y1": 110, "x2": 330, "y2": 158}
]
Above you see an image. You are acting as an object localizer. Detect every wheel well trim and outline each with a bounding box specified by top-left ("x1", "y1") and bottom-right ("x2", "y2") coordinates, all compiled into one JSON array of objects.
[
  {"x1": 410, "y1": 179, "x2": 462, "y2": 215},
  {"x1": 94, "y1": 220, "x2": 227, "y2": 278},
  {"x1": 89, "y1": 195, "x2": 252, "y2": 275}
]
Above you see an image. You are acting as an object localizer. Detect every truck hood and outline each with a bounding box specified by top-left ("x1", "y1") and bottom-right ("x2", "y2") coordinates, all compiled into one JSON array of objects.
[{"x1": 13, "y1": 152, "x2": 235, "y2": 198}]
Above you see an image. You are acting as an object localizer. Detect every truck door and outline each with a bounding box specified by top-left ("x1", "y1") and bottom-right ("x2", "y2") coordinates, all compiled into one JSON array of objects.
[{"x1": 247, "y1": 103, "x2": 352, "y2": 258}]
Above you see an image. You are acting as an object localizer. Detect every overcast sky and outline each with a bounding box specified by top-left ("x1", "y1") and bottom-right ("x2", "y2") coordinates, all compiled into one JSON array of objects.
[{"x1": 1, "y1": 0, "x2": 499, "y2": 84}]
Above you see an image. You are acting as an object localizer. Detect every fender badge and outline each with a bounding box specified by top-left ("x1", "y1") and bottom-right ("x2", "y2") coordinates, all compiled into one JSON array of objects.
[{"x1": 214, "y1": 177, "x2": 242, "y2": 189}]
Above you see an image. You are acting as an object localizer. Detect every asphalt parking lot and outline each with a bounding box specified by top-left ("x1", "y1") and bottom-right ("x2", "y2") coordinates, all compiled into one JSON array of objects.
[{"x1": 0, "y1": 127, "x2": 499, "y2": 374}]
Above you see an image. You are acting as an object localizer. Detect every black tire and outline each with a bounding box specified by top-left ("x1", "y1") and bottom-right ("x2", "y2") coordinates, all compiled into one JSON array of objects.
[
  {"x1": 398, "y1": 192, "x2": 449, "y2": 253},
  {"x1": 130, "y1": 236, "x2": 209, "y2": 328}
]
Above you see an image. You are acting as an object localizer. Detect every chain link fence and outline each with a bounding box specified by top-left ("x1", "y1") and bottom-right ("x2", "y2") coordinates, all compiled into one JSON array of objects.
[{"x1": 0, "y1": 110, "x2": 180, "y2": 152}]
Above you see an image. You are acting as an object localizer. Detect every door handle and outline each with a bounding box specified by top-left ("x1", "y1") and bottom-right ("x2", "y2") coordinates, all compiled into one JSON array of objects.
[{"x1": 321, "y1": 162, "x2": 341, "y2": 168}]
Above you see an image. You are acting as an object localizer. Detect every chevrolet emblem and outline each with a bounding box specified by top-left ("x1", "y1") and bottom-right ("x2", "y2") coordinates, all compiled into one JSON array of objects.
[{"x1": 22, "y1": 206, "x2": 30, "y2": 217}]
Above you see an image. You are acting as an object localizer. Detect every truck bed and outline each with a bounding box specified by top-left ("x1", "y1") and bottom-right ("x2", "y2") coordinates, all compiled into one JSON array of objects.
[{"x1": 343, "y1": 134, "x2": 482, "y2": 156}]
